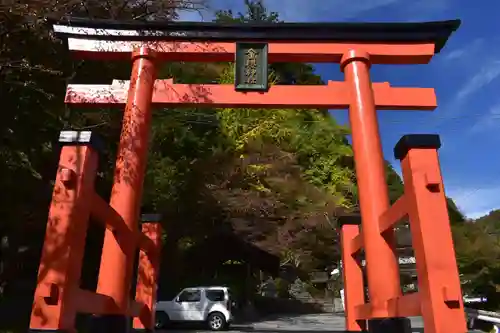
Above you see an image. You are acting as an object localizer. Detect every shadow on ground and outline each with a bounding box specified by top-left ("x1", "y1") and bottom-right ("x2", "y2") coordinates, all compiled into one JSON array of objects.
[
  {"x1": 239, "y1": 330, "x2": 424, "y2": 333},
  {"x1": 158, "y1": 328, "x2": 425, "y2": 333}
]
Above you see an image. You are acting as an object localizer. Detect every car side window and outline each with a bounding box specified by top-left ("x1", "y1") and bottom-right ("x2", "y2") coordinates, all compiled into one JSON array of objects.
[
  {"x1": 178, "y1": 289, "x2": 201, "y2": 302},
  {"x1": 206, "y1": 290, "x2": 225, "y2": 302}
]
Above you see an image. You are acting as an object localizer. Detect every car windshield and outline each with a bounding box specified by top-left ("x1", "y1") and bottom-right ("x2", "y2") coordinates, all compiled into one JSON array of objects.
[{"x1": 176, "y1": 289, "x2": 201, "y2": 302}]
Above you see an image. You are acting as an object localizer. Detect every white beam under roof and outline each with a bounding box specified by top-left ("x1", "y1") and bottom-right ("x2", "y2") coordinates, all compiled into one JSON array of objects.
[{"x1": 53, "y1": 24, "x2": 172, "y2": 37}]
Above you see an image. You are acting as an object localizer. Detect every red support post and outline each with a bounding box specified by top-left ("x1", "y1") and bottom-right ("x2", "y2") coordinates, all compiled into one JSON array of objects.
[
  {"x1": 29, "y1": 131, "x2": 100, "y2": 333},
  {"x1": 89, "y1": 192, "x2": 157, "y2": 256},
  {"x1": 340, "y1": 50, "x2": 401, "y2": 317},
  {"x1": 95, "y1": 46, "x2": 157, "y2": 330},
  {"x1": 395, "y1": 135, "x2": 466, "y2": 333},
  {"x1": 339, "y1": 215, "x2": 366, "y2": 332},
  {"x1": 133, "y1": 214, "x2": 163, "y2": 331}
]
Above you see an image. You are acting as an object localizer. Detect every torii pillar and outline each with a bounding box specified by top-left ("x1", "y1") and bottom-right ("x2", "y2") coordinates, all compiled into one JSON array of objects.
[
  {"x1": 341, "y1": 50, "x2": 401, "y2": 318},
  {"x1": 93, "y1": 46, "x2": 157, "y2": 331}
]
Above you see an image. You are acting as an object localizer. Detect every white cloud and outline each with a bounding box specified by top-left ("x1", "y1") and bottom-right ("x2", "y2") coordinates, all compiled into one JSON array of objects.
[
  {"x1": 469, "y1": 102, "x2": 500, "y2": 134},
  {"x1": 456, "y1": 60, "x2": 500, "y2": 101},
  {"x1": 446, "y1": 185, "x2": 500, "y2": 219},
  {"x1": 442, "y1": 38, "x2": 484, "y2": 62},
  {"x1": 466, "y1": 209, "x2": 493, "y2": 220},
  {"x1": 443, "y1": 48, "x2": 466, "y2": 61},
  {"x1": 431, "y1": 59, "x2": 500, "y2": 128}
]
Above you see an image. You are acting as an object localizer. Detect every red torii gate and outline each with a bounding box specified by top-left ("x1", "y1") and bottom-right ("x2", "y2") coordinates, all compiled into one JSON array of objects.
[{"x1": 28, "y1": 17, "x2": 465, "y2": 333}]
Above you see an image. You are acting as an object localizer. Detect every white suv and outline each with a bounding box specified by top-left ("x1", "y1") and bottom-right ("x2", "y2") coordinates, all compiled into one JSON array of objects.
[{"x1": 155, "y1": 286, "x2": 233, "y2": 331}]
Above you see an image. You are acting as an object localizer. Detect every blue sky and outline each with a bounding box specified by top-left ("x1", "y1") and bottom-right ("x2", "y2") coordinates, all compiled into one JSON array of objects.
[{"x1": 178, "y1": 0, "x2": 500, "y2": 219}]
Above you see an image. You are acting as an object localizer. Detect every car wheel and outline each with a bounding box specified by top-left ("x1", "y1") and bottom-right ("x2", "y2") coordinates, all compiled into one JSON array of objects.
[
  {"x1": 155, "y1": 311, "x2": 170, "y2": 329},
  {"x1": 207, "y1": 312, "x2": 227, "y2": 331}
]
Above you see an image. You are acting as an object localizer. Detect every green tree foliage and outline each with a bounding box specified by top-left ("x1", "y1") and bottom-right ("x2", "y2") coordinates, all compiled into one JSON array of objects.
[
  {"x1": 447, "y1": 197, "x2": 466, "y2": 224},
  {"x1": 0, "y1": 0, "x2": 208, "y2": 328},
  {"x1": 474, "y1": 210, "x2": 500, "y2": 231},
  {"x1": 208, "y1": 1, "x2": 357, "y2": 270},
  {"x1": 143, "y1": 2, "x2": 356, "y2": 283},
  {"x1": 210, "y1": 67, "x2": 354, "y2": 268},
  {"x1": 454, "y1": 211, "x2": 500, "y2": 309}
]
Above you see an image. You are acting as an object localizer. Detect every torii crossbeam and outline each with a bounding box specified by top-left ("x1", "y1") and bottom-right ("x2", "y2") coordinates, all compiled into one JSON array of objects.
[
  {"x1": 29, "y1": 16, "x2": 465, "y2": 333},
  {"x1": 66, "y1": 79, "x2": 437, "y2": 110}
]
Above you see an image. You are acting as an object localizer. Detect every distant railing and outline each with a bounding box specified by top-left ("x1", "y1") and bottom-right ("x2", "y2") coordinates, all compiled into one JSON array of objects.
[{"x1": 464, "y1": 308, "x2": 500, "y2": 330}]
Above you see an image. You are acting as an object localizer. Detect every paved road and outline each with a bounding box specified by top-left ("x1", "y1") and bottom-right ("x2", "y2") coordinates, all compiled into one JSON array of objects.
[
  {"x1": 242, "y1": 314, "x2": 424, "y2": 332},
  {"x1": 159, "y1": 313, "x2": 483, "y2": 332}
]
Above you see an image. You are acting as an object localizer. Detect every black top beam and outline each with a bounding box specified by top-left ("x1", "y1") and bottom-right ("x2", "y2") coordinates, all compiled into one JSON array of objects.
[
  {"x1": 48, "y1": 16, "x2": 461, "y2": 53},
  {"x1": 393, "y1": 134, "x2": 442, "y2": 160},
  {"x1": 140, "y1": 214, "x2": 162, "y2": 223},
  {"x1": 58, "y1": 130, "x2": 104, "y2": 153},
  {"x1": 338, "y1": 213, "x2": 362, "y2": 227}
]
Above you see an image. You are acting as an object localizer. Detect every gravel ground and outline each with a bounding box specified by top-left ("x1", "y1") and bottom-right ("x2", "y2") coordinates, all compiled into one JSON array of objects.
[{"x1": 158, "y1": 313, "x2": 483, "y2": 332}]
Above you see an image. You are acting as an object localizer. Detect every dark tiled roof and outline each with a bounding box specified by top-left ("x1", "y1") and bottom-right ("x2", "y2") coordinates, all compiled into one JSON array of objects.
[{"x1": 48, "y1": 16, "x2": 460, "y2": 53}]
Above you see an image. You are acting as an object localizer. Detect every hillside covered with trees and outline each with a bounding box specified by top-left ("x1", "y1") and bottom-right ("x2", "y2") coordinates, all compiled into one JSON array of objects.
[
  {"x1": 454, "y1": 210, "x2": 500, "y2": 308},
  {"x1": 0, "y1": 0, "x2": 498, "y2": 331}
]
